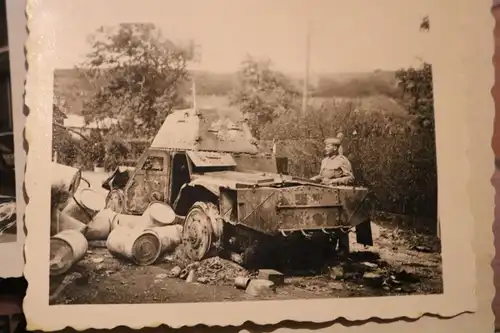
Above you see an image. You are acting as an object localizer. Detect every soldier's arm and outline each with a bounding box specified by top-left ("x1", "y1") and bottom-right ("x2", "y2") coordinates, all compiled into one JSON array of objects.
[
  {"x1": 310, "y1": 159, "x2": 325, "y2": 181},
  {"x1": 325, "y1": 157, "x2": 355, "y2": 185},
  {"x1": 324, "y1": 175, "x2": 353, "y2": 185},
  {"x1": 334, "y1": 172, "x2": 354, "y2": 185}
]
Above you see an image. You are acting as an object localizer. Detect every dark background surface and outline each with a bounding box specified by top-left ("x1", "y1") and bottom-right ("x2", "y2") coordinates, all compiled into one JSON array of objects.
[{"x1": 0, "y1": 1, "x2": 494, "y2": 333}]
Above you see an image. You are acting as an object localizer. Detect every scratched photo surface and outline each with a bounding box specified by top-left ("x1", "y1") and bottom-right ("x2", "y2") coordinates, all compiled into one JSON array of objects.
[{"x1": 23, "y1": 0, "x2": 482, "y2": 329}]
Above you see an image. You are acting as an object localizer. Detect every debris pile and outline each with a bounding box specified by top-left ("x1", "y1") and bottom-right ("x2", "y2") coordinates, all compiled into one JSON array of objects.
[
  {"x1": 168, "y1": 256, "x2": 251, "y2": 285},
  {"x1": 166, "y1": 253, "x2": 284, "y2": 297},
  {"x1": 328, "y1": 256, "x2": 422, "y2": 293}
]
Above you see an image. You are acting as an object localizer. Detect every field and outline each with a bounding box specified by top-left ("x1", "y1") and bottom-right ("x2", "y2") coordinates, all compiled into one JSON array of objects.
[{"x1": 183, "y1": 94, "x2": 405, "y2": 115}]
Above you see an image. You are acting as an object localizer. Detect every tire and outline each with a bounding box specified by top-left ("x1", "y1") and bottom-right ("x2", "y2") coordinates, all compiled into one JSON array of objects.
[
  {"x1": 182, "y1": 201, "x2": 224, "y2": 261},
  {"x1": 105, "y1": 189, "x2": 125, "y2": 214}
]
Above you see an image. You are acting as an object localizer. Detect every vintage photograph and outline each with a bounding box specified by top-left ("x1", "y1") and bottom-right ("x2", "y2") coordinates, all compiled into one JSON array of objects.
[
  {"x1": 47, "y1": 3, "x2": 442, "y2": 305},
  {"x1": 24, "y1": 0, "x2": 483, "y2": 329},
  {"x1": 0, "y1": 0, "x2": 16, "y2": 244}
]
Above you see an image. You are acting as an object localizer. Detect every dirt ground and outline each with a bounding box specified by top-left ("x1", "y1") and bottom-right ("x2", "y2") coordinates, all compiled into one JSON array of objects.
[{"x1": 49, "y1": 220, "x2": 443, "y2": 305}]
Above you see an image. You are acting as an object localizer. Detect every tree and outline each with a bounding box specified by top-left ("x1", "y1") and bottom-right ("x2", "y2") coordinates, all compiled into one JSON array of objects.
[
  {"x1": 395, "y1": 63, "x2": 434, "y2": 128},
  {"x1": 79, "y1": 23, "x2": 194, "y2": 140},
  {"x1": 395, "y1": 16, "x2": 434, "y2": 129},
  {"x1": 229, "y1": 56, "x2": 301, "y2": 138}
]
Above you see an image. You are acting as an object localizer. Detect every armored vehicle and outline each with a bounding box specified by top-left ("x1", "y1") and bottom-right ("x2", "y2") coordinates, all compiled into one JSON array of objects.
[{"x1": 104, "y1": 107, "x2": 373, "y2": 266}]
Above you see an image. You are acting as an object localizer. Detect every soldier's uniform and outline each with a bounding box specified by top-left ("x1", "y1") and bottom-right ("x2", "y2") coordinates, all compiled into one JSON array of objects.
[
  {"x1": 319, "y1": 154, "x2": 353, "y2": 181},
  {"x1": 319, "y1": 137, "x2": 354, "y2": 184}
]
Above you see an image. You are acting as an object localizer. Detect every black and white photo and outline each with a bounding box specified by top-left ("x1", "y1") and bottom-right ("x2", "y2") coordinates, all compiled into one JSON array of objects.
[{"x1": 23, "y1": 0, "x2": 481, "y2": 329}]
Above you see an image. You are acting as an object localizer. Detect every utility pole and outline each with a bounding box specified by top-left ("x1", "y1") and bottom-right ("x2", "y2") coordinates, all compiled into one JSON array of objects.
[
  {"x1": 190, "y1": 41, "x2": 202, "y2": 111},
  {"x1": 192, "y1": 79, "x2": 197, "y2": 111},
  {"x1": 301, "y1": 21, "x2": 311, "y2": 116}
]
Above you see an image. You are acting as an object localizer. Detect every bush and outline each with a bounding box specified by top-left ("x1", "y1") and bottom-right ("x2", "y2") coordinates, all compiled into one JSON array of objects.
[
  {"x1": 52, "y1": 128, "x2": 110, "y2": 171},
  {"x1": 104, "y1": 137, "x2": 130, "y2": 171},
  {"x1": 260, "y1": 101, "x2": 437, "y2": 218}
]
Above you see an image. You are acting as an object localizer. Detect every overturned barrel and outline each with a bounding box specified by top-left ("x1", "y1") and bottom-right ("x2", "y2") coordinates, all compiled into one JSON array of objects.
[
  {"x1": 145, "y1": 224, "x2": 183, "y2": 255},
  {"x1": 106, "y1": 226, "x2": 162, "y2": 265},
  {"x1": 80, "y1": 188, "x2": 106, "y2": 214},
  {"x1": 85, "y1": 208, "x2": 117, "y2": 240},
  {"x1": 50, "y1": 209, "x2": 87, "y2": 236},
  {"x1": 62, "y1": 188, "x2": 106, "y2": 225},
  {"x1": 112, "y1": 213, "x2": 149, "y2": 230},
  {"x1": 234, "y1": 276, "x2": 251, "y2": 289},
  {"x1": 144, "y1": 202, "x2": 176, "y2": 226},
  {"x1": 50, "y1": 229, "x2": 88, "y2": 276},
  {"x1": 51, "y1": 163, "x2": 82, "y2": 210}
]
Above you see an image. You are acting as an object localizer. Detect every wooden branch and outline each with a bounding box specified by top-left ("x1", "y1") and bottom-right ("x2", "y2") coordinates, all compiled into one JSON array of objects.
[{"x1": 52, "y1": 122, "x2": 92, "y2": 143}]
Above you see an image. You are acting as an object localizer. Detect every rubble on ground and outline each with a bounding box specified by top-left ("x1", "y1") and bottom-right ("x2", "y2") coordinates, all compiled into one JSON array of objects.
[{"x1": 166, "y1": 254, "x2": 251, "y2": 286}]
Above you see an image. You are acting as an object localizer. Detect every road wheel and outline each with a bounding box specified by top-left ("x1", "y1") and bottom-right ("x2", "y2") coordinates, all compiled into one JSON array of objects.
[{"x1": 182, "y1": 201, "x2": 223, "y2": 261}]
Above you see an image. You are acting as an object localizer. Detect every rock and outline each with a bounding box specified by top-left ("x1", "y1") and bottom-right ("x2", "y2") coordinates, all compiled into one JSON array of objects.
[
  {"x1": 412, "y1": 246, "x2": 432, "y2": 253},
  {"x1": 170, "y1": 266, "x2": 182, "y2": 278},
  {"x1": 197, "y1": 277, "x2": 208, "y2": 284},
  {"x1": 363, "y1": 272, "x2": 380, "y2": 279},
  {"x1": 257, "y1": 269, "x2": 284, "y2": 286},
  {"x1": 245, "y1": 279, "x2": 276, "y2": 297},
  {"x1": 155, "y1": 273, "x2": 168, "y2": 279},
  {"x1": 230, "y1": 252, "x2": 244, "y2": 265},
  {"x1": 327, "y1": 282, "x2": 343, "y2": 290},
  {"x1": 186, "y1": 270, "x2": 196, "y2": 283},
  {"x1": 91, "y1": 257, "x2": 104, "y2": 264},
  {"x1": 329, "y1": 266, "x2": 344, "y2": 280}
]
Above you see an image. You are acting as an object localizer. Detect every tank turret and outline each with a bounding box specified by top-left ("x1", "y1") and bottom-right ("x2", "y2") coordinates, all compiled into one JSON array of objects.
[{"x1": 150, "y1": 107, "x2": 259, "y2": 154}]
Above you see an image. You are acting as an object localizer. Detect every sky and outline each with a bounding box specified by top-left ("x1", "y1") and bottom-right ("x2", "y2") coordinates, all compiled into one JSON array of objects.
[{"x1": 44, "y1": 0, "x2": 433, "y2": 74}]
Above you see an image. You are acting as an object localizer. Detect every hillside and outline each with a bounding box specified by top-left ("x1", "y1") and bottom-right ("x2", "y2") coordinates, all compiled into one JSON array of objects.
[{"x1": 53, "y1": 67, "x2": 402, "y2": 116}]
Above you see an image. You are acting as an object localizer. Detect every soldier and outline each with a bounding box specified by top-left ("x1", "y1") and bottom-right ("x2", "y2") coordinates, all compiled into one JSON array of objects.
[{"x1": 311, "y1": 135, "x2": 354, "y2": 186}]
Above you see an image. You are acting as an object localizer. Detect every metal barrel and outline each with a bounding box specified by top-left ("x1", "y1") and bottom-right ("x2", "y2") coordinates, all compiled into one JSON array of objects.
[
  {"x1": 234, "y1": 276, "x2": 251, "y2": 289},
  {"x1": 79, "y1": 188, "x2": 106, "y2": 215},
  {"x1": 85, "y1": 208, "x2": 117, "y2": 240},
  {"x1": 114, "y1": 213, "x2": 149, "y2": 229},
  {"x1": 50, "y1": 229, "x2": 88, "y2": 276},
  {"x1": 106, "y1": 226, "x2": 162, "y2": 266},
  {"x1": 61, "y1": 190, "x2": 95, "y2": 225},
  {"x1": 144, "y1": 202, "x2": 176, "y2": 226},
  {"x1": 51, "y1": 163, "x2": 82, "y2": 210},
  {"x1": 50, "y1": 209, "x2": 87, "y2": 236},
  {"x1": 145, "y1": 225, "x2": 183, "y2": 254}
]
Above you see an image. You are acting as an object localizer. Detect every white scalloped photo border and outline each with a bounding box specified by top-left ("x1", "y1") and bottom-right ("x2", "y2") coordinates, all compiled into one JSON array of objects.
[{"x1": 22, "y1": 0, "x2": 494, "y2": 330}]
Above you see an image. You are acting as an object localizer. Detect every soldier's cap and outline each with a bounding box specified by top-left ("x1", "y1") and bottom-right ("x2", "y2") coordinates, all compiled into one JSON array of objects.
[{"x1": 324, "y1": 137, "x2": 342, "y2": 145}]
